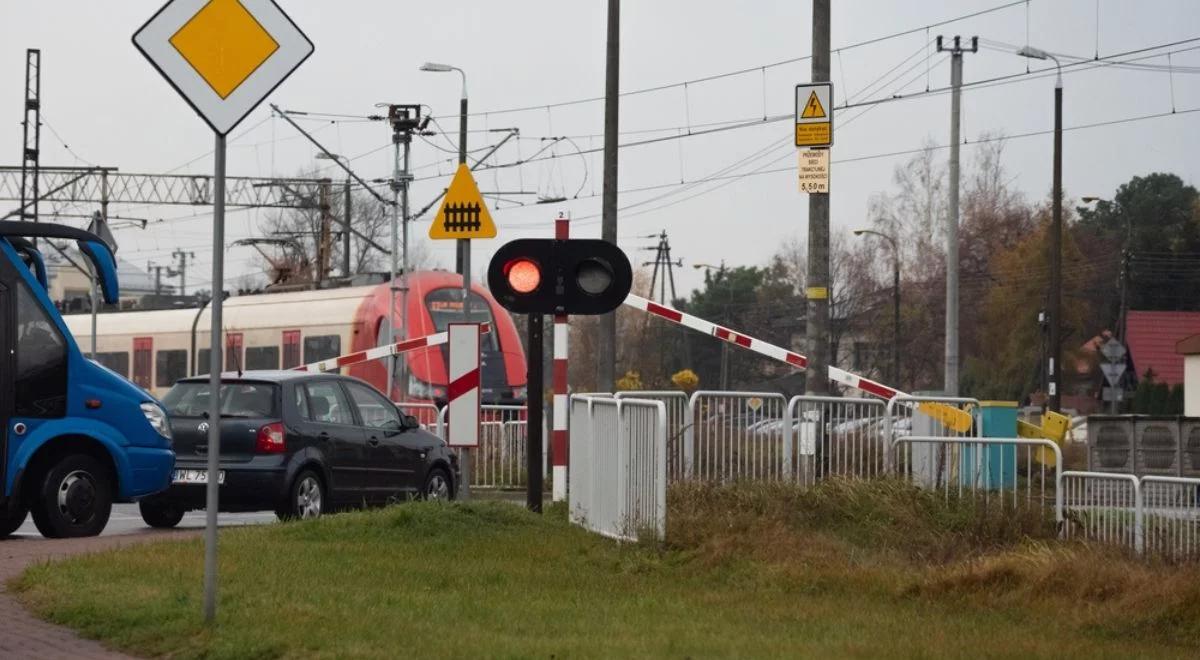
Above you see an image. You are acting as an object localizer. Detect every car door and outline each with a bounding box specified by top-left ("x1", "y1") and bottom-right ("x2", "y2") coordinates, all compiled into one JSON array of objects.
[
  {"x1": 298, "y1": 380, "x2": 368, "y2": 506},
  {"x1": 343, "y1": 380, "x2": 420, "y2": 499}
]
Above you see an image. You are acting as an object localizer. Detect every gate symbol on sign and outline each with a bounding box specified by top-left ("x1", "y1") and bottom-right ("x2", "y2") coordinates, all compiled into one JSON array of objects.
[{"x1": 442, "y1": 202, "x2": 482, "y2": 233}]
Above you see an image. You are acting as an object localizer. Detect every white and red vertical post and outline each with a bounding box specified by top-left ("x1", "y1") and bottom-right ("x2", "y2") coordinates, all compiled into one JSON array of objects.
[
  {"x1": 552, "y1": 214, "x2": 570, "y2": 502},
  {"x1": 448, "y1": 323, "x2": 482, "y2": 499}
]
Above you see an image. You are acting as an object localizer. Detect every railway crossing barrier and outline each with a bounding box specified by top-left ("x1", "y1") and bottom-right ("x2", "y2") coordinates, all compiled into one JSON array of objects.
[
  {"x1": 568, "y1": 395, "x2": 667, "y2": 542},
  {"x1": 292, "y1": 324, "x2": 489, "y2": 373}
]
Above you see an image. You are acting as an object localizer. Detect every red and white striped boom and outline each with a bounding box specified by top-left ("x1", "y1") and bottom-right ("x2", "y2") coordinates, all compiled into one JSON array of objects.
[
  {"x1": 292, "y1": 323, "x2": 491, "y2": 374},
  {"x1": 624, "y1": 294, "x2": 971, "y2": 432}
]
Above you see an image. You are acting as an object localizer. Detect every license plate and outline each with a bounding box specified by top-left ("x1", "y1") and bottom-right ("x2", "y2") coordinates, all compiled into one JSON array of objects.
[{"x1": 172, "y1": 469, "x2": 225, "y2": 485}]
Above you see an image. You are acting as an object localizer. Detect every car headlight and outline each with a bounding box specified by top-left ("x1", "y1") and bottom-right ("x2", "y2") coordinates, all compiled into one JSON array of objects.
[
  {"x1": 141, "y1": 402, "x2": 172, "y2": 441},
  {"x1": 408, "y1": 374, "x2": 436, "y2": 400}
]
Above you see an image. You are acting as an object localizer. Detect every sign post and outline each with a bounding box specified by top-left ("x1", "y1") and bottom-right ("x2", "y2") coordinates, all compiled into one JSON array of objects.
[
  {"x1": 430, "y1": 163, "x2": 497, "y2": 498},
  {"x1": 133, "y1": 0, "x2": 312, "y2": 623},
  {"x1": 1100, "y1": 338, "x2": 1128, "y2": 413}
]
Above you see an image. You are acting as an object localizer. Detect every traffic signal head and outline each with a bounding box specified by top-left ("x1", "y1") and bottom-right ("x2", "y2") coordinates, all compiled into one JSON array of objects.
[{"x1": 488, "y1": 238, "x2": 633, "y2": 315}]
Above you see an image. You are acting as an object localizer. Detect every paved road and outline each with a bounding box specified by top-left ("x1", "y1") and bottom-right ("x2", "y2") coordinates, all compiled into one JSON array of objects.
[{"x1": 13, "y1": 504, "x2": 277, "y2": 539}]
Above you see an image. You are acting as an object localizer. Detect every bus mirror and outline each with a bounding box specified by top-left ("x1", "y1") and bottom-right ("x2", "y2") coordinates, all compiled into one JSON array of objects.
[{"x1": 78, "y1": 240, "x2": 121, "y2": 304}]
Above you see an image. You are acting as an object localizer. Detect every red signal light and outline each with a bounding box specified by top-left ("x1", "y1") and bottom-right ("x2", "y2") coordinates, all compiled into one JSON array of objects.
[{"x1": 506, "y1": 258, "x2": 541, "y2": 294}]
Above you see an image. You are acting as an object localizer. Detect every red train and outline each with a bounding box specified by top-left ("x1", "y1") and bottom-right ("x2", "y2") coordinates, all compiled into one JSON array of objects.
[{"x1": 64, "y1": 271, "x2": 528, "y2": 405}]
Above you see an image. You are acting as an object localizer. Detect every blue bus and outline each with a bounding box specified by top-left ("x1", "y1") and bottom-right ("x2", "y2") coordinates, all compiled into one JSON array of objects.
[{"x1": 0, "y1": 221, "x2": 175, "y2": 538}]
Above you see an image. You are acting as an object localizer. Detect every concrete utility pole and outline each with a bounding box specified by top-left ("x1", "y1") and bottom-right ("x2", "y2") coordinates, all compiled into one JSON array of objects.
[
  {"x1": 597, "y1": 0, "x2": 620, "y2": 391},
  {"x1": 386, "y1": 106, "x2": 420, "y2": 401},
  {"x1": 342, "y1": 177, "x2": 352, "y2": 277},
  {"x1": 172, "y1": 248, "x2": 195, "y2": 296},
  {"x1": 936, "y1": 35, "x2": 977, "y2": 397},
  {"x1": 804, "y1": 0, "x2": 831, "y2": 395}
]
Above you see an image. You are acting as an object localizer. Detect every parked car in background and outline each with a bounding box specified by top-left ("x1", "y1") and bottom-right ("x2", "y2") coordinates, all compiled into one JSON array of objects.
[{"x1": 137, "y1": 371, "x2": 458, "y2": 527}]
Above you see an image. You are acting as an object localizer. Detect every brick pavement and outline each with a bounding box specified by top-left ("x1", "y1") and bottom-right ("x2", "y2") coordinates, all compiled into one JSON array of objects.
[{"x1": 0, "y1": 529, "x2": 199, "y2": 660}]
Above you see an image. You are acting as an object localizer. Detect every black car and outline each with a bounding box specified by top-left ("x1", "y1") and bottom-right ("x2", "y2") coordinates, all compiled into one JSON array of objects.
[{"x1": 138, "y1": 371, "x2": 459, "y2": 527}]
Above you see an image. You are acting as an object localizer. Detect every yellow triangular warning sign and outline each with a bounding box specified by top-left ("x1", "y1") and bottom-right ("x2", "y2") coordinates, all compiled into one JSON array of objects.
[
  {"x1": 429, "y1": 163, "x2": 497, "y2": 240},
  {"x1": 801, "y1": 91, "x2": 826, "y2": 119}
]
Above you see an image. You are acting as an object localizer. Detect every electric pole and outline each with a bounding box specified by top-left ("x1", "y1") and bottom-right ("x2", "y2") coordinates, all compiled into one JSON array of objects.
[
  {"x1": 172, "y1": 248, "x2": 195, "y2": 296},
  {"x1": 342, "y1": 176, "x2": 352, "y2": 277},
  {"x1": 804, "y1": 0, "x2": 831, "y2": 396},
  {"x1": 386, "y1": 105, "x2": 423, "y2": 400},
  {"x1": 597, "y1": 0, "x2": 620, "y2": 391},
  {"x1": 936, "y1": 35, "x2": 976, "y2": 397}
]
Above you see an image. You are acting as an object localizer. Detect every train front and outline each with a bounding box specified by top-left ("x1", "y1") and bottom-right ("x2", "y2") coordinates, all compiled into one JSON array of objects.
[{"x1": 349, "y1": 271, "x2": 527, "y2": 407}]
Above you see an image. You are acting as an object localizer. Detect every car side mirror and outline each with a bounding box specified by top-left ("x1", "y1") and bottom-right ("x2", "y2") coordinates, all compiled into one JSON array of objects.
[{"x1": 403, "y1": 414, "x2": 420, "y2": 430}]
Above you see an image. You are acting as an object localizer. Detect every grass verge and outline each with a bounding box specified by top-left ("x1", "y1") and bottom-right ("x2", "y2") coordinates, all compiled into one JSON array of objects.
[{"x1": 12, "y1": 480, "x2": 1200, "y2": 659}]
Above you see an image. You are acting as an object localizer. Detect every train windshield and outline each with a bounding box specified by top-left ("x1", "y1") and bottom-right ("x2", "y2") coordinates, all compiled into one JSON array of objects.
[{"x1": 425, "y1": 288, "x2": 498, "y2": 350}]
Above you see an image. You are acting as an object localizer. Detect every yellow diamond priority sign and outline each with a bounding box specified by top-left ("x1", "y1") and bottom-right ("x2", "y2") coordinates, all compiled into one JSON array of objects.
[
  {"x1": 430, "y1": 164, "x2": 498, "y2": 240},
  {"x1": 134, "y1": 0, "x2": 313, "y2": 135}
]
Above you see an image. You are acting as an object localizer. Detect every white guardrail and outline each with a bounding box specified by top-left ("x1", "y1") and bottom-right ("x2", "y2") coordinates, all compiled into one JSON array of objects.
[
  {"x1": 1058, "y1": 472, "x2": 1200, "y2": 559},
  {"x1": 568, "y1": 395, "x2": 667, "y2": 542}
]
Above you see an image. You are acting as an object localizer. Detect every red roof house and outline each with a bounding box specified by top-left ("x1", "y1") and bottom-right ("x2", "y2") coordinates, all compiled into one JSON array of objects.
[{"x1": 1125, "y1": 311, "x2": 1200, "y2": 385}]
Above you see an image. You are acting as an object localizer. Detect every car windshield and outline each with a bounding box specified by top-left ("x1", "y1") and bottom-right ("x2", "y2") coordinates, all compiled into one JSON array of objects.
[{"x1": 161, "y1": 382, "x2": 279, "y2": 418}]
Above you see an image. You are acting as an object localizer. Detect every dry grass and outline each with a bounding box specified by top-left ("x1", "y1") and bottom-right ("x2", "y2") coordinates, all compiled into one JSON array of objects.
[{"x1": 668, "y1": 478, "x2": 1200, "y2": 650}]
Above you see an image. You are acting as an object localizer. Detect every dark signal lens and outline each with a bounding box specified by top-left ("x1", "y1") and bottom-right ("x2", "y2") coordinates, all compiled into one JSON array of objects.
[
  {"x1": 506, "y1": 258, "x2": 542, "y2": 294},
  {"x1": 576, "y1": 258, "x2": 613, "y2": 295}
]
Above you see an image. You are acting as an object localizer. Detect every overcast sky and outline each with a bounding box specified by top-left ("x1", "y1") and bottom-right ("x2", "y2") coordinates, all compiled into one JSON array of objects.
[{"x1": 2, "y1": 0, "x2": 1198, "y2": 297}]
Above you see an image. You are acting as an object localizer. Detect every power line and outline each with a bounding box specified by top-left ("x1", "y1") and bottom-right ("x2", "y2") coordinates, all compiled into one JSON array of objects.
[{"x1": 430, "y1": 0, "x2": 1029, "y2": 119}]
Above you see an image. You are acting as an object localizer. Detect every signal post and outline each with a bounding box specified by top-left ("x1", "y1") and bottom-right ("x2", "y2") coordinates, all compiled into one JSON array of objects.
[{"x1": 488, "y1": 236, "x2": 633, "y2": 512}]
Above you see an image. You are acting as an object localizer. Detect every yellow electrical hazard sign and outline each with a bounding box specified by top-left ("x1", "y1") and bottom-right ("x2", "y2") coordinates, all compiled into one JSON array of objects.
[
  {"x1": 800, "y1": 91, "x2": 826, "y2": 119},
  {"x1": 794, "y1": 82, "x2": 833, "y2": 148},
  {"x1": 429, "y1": 163, "x2": 498, "y2": 240}
]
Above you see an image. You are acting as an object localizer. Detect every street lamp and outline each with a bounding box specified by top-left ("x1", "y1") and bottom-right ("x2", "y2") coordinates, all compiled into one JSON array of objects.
[
  {"x1": 694, "y1": 261, "x2": 732, "y2": 390},
  {"x1": 420, "y1": 62, "x2": 470, "y2": 291},
  {"x1": 1018, "y1": 44, "x2": 1064, "y2": 413},
  {"x1": 315, "y1": 152, "x2": 353, "y2": 278},
  {"x1": 853, "y1": 229, "x2": 900, "y2": 386}
]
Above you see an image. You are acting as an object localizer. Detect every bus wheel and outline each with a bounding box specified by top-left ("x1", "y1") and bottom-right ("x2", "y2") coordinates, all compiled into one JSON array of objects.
[
  {"x1": 0, "y1": 504, "x2": 28, "y2": 539},
  {"x1": 30, "y1": 454, "x2": 113, "y2": 538}
]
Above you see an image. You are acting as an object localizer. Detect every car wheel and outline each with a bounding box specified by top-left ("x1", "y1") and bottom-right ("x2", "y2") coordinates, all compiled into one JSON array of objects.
[
  {"x1": 0, "y1": 504, "x2": 28, "y2": 539},
  {"x1": 277, "y1": 470, "x2": 324, "y2": 521},
  {"x1": 30, "y1": 454, "x2": 113, "y2": 538},
  {"x1": 423, "y1": 468, "x2": 453, "y2": 502},
  {"x1": 139, "y1": 500, "x2": 185, "y2": 528}
]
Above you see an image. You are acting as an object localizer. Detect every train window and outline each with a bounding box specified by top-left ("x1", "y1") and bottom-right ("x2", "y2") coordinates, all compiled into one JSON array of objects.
[
  {"x1": 132, "y1": 337, "x2": 153, "y2": 390},
  {"x1": 304, "y1": 335, "x2": 341, "y2": 366},
  {"x1": 155, "y1": 350, "x2": 188, "y2": 388},
  {"x1": 246, "y1": 346, "x2": 280, "y2": 370},
  {"x1": 282, "y1": 330, "x2": 301, "y2": 369},
  {"x1": 94, "y1": 352, "x2": 129, "y2": 378},
  {"x1": 225, "y1": 333, "x2": 244, "y2": 372},
  {"x1": 425, "y1": 289, "x2": 498, "y2": 350},
  {"x1": 14, "y1": 281, "x2": 67, "y2": 417},
  {"x1": 197, "y1": 348, "x2": 210, "y2": 376}
]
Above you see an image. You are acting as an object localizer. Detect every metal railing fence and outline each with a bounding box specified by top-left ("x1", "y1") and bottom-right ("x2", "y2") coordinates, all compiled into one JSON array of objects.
[
  {"x1": 785, "y1": 396, "x2": 887, "y2": 485},
  {"x1": 685, "y1": 391, "x2": 788, "y2": 482},
  {"x1": 1059, "y1": 471, "x2": 1142, "y2": 554},
  {"x1": 568, "y1": 395, "x2": 666, "y2": 542},
  {"x1": 435, "y1": 404, "x2": 546, "y2": 489},
  {"x1": 614, "y1": 391, "x2": 688, "y2": 480}
]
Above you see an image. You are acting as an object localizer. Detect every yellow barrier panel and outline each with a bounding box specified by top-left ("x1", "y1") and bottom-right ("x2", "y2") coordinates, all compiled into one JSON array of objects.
[{"x1": 916, "y1": 401, "x2": 974, "y2": 433}]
